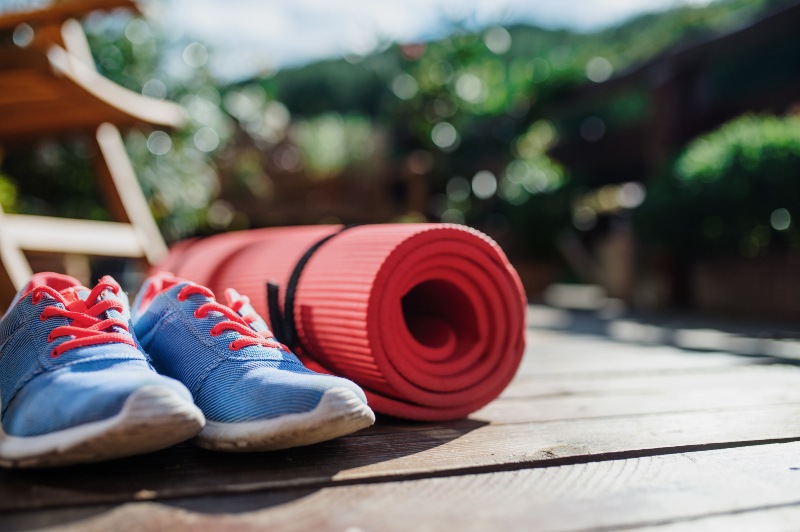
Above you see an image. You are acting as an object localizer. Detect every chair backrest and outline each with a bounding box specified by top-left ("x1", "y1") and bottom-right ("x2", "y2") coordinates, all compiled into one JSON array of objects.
[{"x1": 0, "y1": 0, "x2": 184, "y2": 304}]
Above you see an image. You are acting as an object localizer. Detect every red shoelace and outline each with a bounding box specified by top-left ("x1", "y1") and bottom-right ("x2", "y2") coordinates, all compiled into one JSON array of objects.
[
  {"x1": 33, "y1": 276, "x2": 136, "y2": 358},
  {"x1": 177, "y1": 284, "x2": 286, "y2": 351}
]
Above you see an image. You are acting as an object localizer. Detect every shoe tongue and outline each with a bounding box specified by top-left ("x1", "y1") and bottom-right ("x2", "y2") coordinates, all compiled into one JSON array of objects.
[
  {"x1": 223, "y1": 288, "x2": 271, "y2": 336},
  {"x1": 223, "y1": 288, "x2": 243, "y2": 308},
  {"x1": 58, "y1": 287, "x2": 96, "y2": 313},
  {"x1": 59, "y1": 287, "x2": 90, "y2": 305}
]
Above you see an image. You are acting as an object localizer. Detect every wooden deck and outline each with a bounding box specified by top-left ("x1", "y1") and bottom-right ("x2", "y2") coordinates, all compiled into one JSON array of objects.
[{"x1": 3, "y1": 306, "x2": 800, "y2": 531}]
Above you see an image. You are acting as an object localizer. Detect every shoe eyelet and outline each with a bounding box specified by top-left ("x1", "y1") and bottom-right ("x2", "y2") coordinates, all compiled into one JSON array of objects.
[
  {"x1": 194, "y1": 309, "x2": 207, "y2": 319},
  {"x1": 32, "y1": 294, "x2": 42, "y2": 304},
  {"x1": 209, "y1": 328, "x2": 221, "y2": 337},
  {"x1": 228, "y1": 341, "x2": 241, "y2": 351},
  {"x1": 49, "y1": 349, "x2": 58, "y2": 358}
]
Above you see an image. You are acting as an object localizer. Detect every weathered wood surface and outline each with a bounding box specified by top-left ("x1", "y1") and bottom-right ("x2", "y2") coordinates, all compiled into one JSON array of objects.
[
  {"x1": 43, "y1": 442, "x2": 800, "y2": 532},
  {"x1": 516, "y1": 331, "x2": 758, "y2": 377},
  {"x1": 2, "y1": 310, "x2": 800, "y2": 530},
  {"x1": 0, "y1": 50, "x2": 184, "y2": 143},
  {"x1": 629, "y1": 506, "x2": 800, "y2": 531},
  {"x1": 6, "y1": 402, "x2": 800, "y2": 514},
  {"x1": 502, "y1": 363, "x2": 793, "y2": 398}
]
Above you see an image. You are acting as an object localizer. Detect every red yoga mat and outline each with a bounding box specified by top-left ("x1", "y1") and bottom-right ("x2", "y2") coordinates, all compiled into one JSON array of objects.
[{"x1": 156, "y1": 224, "x2": 526, "y2": 421}]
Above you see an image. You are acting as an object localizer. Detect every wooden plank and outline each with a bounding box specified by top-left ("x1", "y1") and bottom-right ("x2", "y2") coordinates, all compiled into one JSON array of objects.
[
  {"x1": 26, "y1": 441, "x2": 800, "y2": 531},
  {"x1": 1, "y1": 214, "x2": 145, "y2": 257},
  {"x1": 61, "y1": 19, "x2": 96, "y2": 68},
  {"x1": 0, "y1": 205, "x2": 33, "y2": 294},
  {"x1": 3, "y1": 403, "x2": 800, "y2": 512},
  {"x1": 478, "y1": 371, "x2": 800, "y2": 424},
  {"x1": 517, "y1": 350, "x2": 755, "y2": 377},
  {"x1": 517, "y1": 331, "x2": 753, "y2": 377},
  {"x1": 0, "y1": 47, "x2": 185, "y2": 142},
  {"x1": 0, "y1": 70, "x2": 65, "y2": 105},
  {"x1": 501, "y1": 364, "x2": 800, "y2": 399},
  {"x1": 629, "y1": 506, "x2": 800, "y2": 531},
  {"x1": 47, "y1": 46, "x2": 185, "y2": 129}
]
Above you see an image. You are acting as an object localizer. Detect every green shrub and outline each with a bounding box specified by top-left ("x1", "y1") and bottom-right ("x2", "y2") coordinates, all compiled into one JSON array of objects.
[{"x1": 637, "y1": 114, "x2": 800, "y2": 257}]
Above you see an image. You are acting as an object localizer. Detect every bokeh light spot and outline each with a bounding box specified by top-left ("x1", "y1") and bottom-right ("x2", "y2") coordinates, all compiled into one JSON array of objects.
[
  {"x1": 12, "y1": 23, "x2": 34, "y2": 47},
  {"x1": 573, "y1": 206, "x2": 597, "y2": 231},
  {"x1": 771, "y1": 208, "x2": 791, "y2": 231},
  {"x1": 194, "y1": 127, "x2": 220, "y2": 152},
  {"x1": 472, "y1": 170, "x2": 497, "y2": 200},
  {"x1": 207, "y1": 200, "x2": 235, "y2": 229},
  {"x1": 124, "y1": 19, "x2": 151, "y2": 44},
  {"x1": 618, "y1": 182, "x2": 646, "y2": 209},
  {"x1": 455, "y1": 73, "x2": 486, "y2": 103},
  {"x1": 392, "y1": 74, "x2": 418, "y2": 100},
  {"x1": 142, "y1": 79, "x2": 167, "y2": 100},
  {"x1": 585, "y1": 56, "x2": 613, "y2": 82},
  {"x1": 183, "y1": 42, "x2": 209, "y2": 68},
  {"x1": 484, "y1": 27, "x2": 512, "y2": 55},
  {"x1": 431, "y1": 122, "x2": 459, "y2": 150},
  {"x1": 146, "y1": 131, "x2": 172, "y2": 156}
]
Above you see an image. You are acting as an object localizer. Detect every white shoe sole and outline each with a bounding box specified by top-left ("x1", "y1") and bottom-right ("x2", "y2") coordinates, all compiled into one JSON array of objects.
[
  {"x1": 0, "y1": 385, "x2": 205, "y2": 468},
  {"x1": 195, "y1": 387, "x2": 376, "y2": 452}
]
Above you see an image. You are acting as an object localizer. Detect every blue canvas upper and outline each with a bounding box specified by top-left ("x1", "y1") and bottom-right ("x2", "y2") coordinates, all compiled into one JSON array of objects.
[
  {"x1": 0, "y1": 273, "x2": 194, "y2": 437},
  {"x1": 131, "y1": 275, "x2": 368, "y2": 424}
]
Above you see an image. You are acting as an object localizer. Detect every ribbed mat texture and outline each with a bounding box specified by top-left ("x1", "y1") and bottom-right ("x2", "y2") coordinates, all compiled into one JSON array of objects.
[{"x1": 156, "y1": 224, "x2": 526, "y2": 421}]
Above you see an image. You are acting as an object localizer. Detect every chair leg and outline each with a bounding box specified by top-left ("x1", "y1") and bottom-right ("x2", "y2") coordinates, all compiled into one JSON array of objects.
[
  {"x1": 0, "y1": 204, "x2": 33, "y2": 304},
  {"x1": 93, "y1": 123, "x2": 168, "y2": 266}
]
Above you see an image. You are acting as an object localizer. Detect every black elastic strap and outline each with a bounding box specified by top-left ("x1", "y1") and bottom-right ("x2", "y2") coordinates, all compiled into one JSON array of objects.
[{"x1": 267, "y1": 225, "x2": 356, "y2": 351}]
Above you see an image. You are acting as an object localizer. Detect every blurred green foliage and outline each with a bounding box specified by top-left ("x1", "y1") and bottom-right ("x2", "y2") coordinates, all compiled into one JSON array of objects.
[
  {"x1": 1, "y1": 0, "x2": 795, "y2": 255},
  {"x1": 251, "y1": 0, "x2": 794, "y2": 258},
  {"x1": 637, "y1": 114, "x2": 800, "y2": 257},
  {"x1": 293, "y1": 114, "x2": 375, "y2": 179},
  {"x1": 88, "y1": 15, "x2": 233, "y2": 241},
  {"x1": 0, "y1": 173, "x2": 17, "y2": 213}
]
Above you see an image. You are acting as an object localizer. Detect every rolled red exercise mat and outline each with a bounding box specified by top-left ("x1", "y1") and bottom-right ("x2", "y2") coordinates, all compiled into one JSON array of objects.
[{"x1": 156, "y1": 224, "x2": 526, "y2": 421}]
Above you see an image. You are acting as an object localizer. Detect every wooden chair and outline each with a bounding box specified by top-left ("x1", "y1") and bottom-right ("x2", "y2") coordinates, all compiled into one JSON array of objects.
[{"x1": 0, "y1": 0, "x2": 184, "y2": 303}]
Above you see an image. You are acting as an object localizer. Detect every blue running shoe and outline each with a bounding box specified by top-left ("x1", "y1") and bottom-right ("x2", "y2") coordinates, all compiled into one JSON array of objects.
[
  {"x1": 0, "y1": 273, "x2": 205, "y2": 468},
  {"x1": 132, "y1": 272, "x2": 375, "y2": 452}
]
